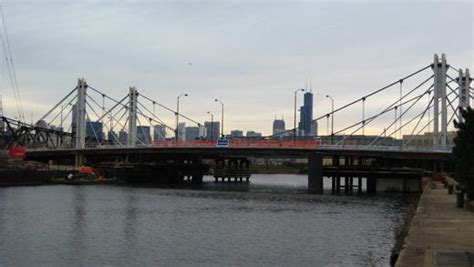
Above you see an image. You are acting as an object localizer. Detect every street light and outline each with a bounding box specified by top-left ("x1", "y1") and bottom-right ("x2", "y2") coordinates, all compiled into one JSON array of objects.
[
  {"x1": 326, "y1": 94, "x2": 334, "y2": 144},
  {"x1": 207, "y1": 111, "x2": 214, "y2": 140},
  {"x1": 176, "y1": 93, "x2": 188, "y2": 141},
  {"x1": 294, "y1": 88, "x2": 305, "y2": 141},
  {"x1": 214, "y1": 99, "x2": 224, "y2": 138}
]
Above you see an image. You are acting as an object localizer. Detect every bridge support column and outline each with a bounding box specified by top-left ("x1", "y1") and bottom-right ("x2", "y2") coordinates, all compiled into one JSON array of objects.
[
  {"x1": 127, "y1": 87, "x2": 138, "y2": 147},
  {"x1": 192, "y1": 157, "x2": 204, "y2": 185},
  {"x1": 367, "y1": 175, "x2": 377, "y2": 194},
  {"x1": 432, "y1": 54, "x2": 448, "y2": 147},
  {"x1": 308, "y1": 153, "x2": 323, "y2": 194},
  {"x1": 75, "y1": 78, "x2": 87, "y2": 149},
  {"x1": 74, "y1": 153, "x2": 83, "y2": 168},
  {"x1": 457, "y1": 69, "x2": 471, "y2": 123}
]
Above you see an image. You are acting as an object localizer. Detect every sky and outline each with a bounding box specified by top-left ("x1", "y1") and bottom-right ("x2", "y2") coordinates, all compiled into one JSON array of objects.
[{"x1": 0, "y1": 0, "x2": 472, "y2": 136}]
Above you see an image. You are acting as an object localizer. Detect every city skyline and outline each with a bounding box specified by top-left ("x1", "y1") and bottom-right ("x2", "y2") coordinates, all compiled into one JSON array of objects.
[{"x1": 0, "y1": 1, "x2": 471, "y2": 136}]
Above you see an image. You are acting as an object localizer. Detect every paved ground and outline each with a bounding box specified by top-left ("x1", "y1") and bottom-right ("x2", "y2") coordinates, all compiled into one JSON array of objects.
[{"x1": 396, "y1": 182, "x2": 474, "y2": 267}]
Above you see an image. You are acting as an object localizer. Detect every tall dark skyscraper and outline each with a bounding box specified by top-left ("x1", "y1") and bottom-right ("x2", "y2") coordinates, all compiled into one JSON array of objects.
[{"x1": 299, "y1": 91, "x2": 314, "y2": 136}]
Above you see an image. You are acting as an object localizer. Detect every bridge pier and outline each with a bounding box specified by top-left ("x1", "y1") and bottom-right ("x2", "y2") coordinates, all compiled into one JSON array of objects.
[
  {"x1": 308, "y1": 153, "x2": 323, "y2": 194},
  {"x1": 74, "y1": 153, "x2": 84, "y2": 168},
  {"x1": 367, "y1": 175, "x2": 377, "y2": 194}
]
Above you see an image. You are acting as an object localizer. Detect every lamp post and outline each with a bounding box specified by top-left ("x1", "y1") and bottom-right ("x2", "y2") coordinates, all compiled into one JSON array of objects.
[
  {"x1": 294, "y1": 88, "x2": 305, "y2": 141},
  {"x1": 214, "y1": 99, "x2": 224, "y2": 138},
  {"x1": 175, "y1": 93, "x2": 188, "y2": 141},
  {"x1": 326, "y1": 95, "x2": 334, "y2": 144},
  {"x1": 207, "y1": 111, "x2": 214, "y2": 140}
]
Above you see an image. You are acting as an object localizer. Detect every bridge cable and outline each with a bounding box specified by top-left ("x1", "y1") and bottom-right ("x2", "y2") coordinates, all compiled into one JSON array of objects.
[
  {"x1": 137, "y1": 101, "x2": 174, "y2": 131},
  {"x1": 405, "y1": 96, "x2": 434, "y2": 144},
  {"x1": 268, "y1": 64, "x2": 432, "y2": 137},
  {"x1": 46, "y1": 95, "x2": 77, "y2": 128},
  {"x1": 389, "y1": 88, "x2": 456, "y2": 146},
  {"x1": 335, "y1": 84, "x2": 433, "y2": 145},
  {"x1": 38, "y1": 87, "x2": 77, "y2": 122},
  {"x1": 368, "y1": 86, "x2": 434, "y2": 146},
  {"x1": 84, "y1": 111, "x2": 103, "y2": 148},
  {"x1": 0, "y1": 5, "x2": 24, "y2": 121},
  {"x1": 332, "y1": 74, "x2": 434, "y2": 144},
  {"x1": 138, "y1": 93, "x2": 202, "y2": 126}
]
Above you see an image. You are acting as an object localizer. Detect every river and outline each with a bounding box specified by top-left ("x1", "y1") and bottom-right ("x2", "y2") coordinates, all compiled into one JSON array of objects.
[{"x1": 0, "y1": 174, "x2": 413, "y2": 266}]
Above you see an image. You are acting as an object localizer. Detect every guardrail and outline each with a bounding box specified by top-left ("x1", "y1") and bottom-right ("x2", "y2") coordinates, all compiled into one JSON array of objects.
[{"x1": 23, "y1": 142, "x2": 453, "y2": 153}]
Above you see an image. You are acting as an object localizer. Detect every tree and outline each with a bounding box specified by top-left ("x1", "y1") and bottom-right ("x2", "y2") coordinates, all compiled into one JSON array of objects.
[{"x1": 453, "y1": 107, "x2": 474, "y2": 199}]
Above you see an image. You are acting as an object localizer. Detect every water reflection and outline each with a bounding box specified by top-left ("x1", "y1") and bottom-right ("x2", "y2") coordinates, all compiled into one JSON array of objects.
[{"x1": 0, "y1": 175, "x2": 413, "y2": 266}]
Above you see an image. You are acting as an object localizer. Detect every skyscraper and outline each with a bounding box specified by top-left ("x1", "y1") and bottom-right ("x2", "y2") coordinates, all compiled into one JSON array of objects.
[
  {"x1": 299, "y1": 91, "x2": 314, "y2": 136},
  {"x1": 86, "y1": 121, "x2": 104, "y2": 141},
  {"x1": 185, "y1": 126, "x2": 207, "y2": 140},
  {"x1": 204, "y1": 121, "x2": 220, "y2": 140},
  {"x1": 137, "y1": 126, "x2": 152, "y2": 144},
  {"x1": 272, "y1": 119, "x2": 286, "y2": 136},
  {"x1": 153, "y1": 124, "x2": 167, "y2": 141}
]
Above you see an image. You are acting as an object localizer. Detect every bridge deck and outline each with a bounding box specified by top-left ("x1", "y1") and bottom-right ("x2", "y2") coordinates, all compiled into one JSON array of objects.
[{"x1": 25, "y1": 146, "x2": 451, "y2": 162}]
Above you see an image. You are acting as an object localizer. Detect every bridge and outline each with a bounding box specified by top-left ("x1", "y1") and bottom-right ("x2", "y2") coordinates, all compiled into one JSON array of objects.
[{"x1": 0, "y1": 53, "x2": 472, "y2": 193}]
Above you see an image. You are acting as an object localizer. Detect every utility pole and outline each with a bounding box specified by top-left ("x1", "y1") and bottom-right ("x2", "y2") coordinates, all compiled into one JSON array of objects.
[
  {"x1": 175, "y1": 93, "x2": 188, "y2": 141},
  {"x1": 326, "y1": 95, "x2": 334, "y2": 144},
  {"x1": 294, "y1": 88, "x2": 304, "y2": 141}
]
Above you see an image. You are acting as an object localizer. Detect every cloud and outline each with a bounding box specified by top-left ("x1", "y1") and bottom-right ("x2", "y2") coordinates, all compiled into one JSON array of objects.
[{"x1": 0, "y1": 0, "x2": 472, "y2": 136}]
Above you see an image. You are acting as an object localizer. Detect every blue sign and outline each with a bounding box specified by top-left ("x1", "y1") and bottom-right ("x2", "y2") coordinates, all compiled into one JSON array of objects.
[{"x1": 216, "y1": 139, "x2": 229, "y2": 148}]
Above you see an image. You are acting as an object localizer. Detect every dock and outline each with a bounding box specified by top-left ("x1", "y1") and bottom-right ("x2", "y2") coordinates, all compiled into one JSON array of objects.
[{"x1": 396, "y1": 181, "x2": 474, "y2": 266}]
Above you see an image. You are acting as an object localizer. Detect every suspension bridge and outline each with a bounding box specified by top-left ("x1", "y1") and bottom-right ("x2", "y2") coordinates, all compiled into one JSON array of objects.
[{"x1": 0, "y1": 53, "x2": 472, "y2": 193}]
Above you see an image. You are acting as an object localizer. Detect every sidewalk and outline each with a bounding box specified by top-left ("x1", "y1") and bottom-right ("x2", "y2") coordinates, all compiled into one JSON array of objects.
[{"x1": 396, "y1": 182, "x2": 474, "y2": 266}]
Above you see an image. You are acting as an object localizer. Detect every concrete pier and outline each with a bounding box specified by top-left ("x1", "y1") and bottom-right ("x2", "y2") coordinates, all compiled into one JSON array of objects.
[{"x1": 308, "y1": 153, "x2": 323, "y2": 194}]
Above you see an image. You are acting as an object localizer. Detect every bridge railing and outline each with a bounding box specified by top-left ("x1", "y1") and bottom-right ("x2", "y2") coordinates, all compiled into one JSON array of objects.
[{"x1": 152, "y1": 140, "x2": 320, "y2": 148}]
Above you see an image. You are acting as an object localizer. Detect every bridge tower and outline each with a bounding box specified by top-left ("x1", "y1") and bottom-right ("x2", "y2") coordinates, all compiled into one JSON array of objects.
[
  {"x1": 75, "y1": 78, "x2": 87, "y2": 149},
  {"x1": 457, "y1": 68, "x2": 472, "y2": 123},
  {"x1": 432, "y1": 54, "x2": 448, "y2": 147},
  {"x1": 127, "y1": 86, "x2": 138, "y2": 147}
]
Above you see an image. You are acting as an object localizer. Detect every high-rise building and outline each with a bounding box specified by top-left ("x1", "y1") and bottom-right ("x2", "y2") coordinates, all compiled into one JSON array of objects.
[
  {"x1": 311, "y1": 121, "x2": 318, "y2": 137},
  {"x1": 178, "y1": 122, "x2": 186, "y2": 141},
  {"x1": 272, "y1": 119, "x2": 286, "y2": 136},
  {"x1": 204, "y1": 121, "x2": 220, "y2": 140},
  {"x1": 153, "y1": 124, "x2": 167, "y2": 141},
  {"x1": 86, "y1": 121, "x2": 104, "y2": 141},
  {"x1": 119, "y1": 130, "x2": 128, "y2": 144},
  {"x1": 137, "y1": 126, "x2": 152, "y2": 144},
  {"x1": 107, "y1": 130, "x2": 119, "y2": 144},
  {"x1": 246, "y1": 131, "x2": 262, "y2": 138},
  {"x1": 230, "y1": 130, "x2": 243, "y2": 138},
  {"x1": 185, "y1": 126, "x2": 207, "y2": 140},
  {"x1": 299, "y1": 91, "x2": 314, "y2": 136}
]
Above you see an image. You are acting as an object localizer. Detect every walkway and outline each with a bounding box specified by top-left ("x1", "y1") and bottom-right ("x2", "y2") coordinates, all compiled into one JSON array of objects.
[{"x1": 396, "y1": 182, "x2": 474, "y2": 266}]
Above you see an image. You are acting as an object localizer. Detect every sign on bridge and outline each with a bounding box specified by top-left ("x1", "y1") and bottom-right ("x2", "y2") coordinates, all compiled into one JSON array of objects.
[{"x1": 216, "y1": 139, "x2": 230, "y2": 148}]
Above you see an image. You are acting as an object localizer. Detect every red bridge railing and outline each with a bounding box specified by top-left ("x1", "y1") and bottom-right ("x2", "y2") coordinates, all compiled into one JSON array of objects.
[{"x1": 153, "y1": 140, "x2": 320, "y2": 148}]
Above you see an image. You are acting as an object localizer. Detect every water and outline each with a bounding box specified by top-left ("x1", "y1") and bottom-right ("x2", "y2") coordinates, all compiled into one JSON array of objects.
[{"x1": 0, "y1": 175, "x2": 413, "y2": 266}]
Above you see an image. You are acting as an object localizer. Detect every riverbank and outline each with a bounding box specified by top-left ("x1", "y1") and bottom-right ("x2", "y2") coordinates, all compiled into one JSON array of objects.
[{"x1": 395, "y1": 181, "x2": 474, "y2": 266}]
